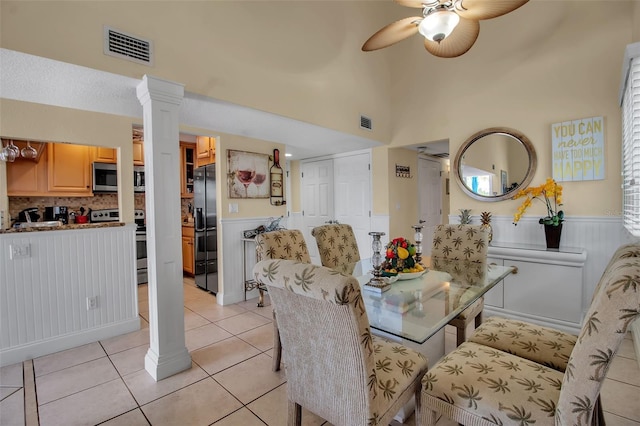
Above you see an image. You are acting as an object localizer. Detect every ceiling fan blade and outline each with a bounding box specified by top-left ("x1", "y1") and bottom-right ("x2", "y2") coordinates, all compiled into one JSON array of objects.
[
  {"x1": 362, "y1": 16, "x2": 421, "y2": 51},
  {"x1": 453, "y1": 0, "x2": 529, "y2": 21},
  {"x1": 424, "y1": 17, "x2": 480, "y2": 58}
]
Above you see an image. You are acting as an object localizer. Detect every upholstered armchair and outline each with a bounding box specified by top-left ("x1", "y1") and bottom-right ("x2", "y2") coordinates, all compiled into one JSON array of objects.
[
  {"x1": 255, "y1": 229, "x2": 311, "y2": 372},
  {"x1": 311, "y1": 224, "x2": 360, "y2": 274},
  {"x1": 253, "y1": 259, "x2": 429, "y2": 426},
  {"x1": 418, "y1": 257, "x2": 640, "y2": 426},
  {"x1": 431, "y1": 224, "x2": 489, "y2": 346},
  {"x1": 468, "y1": 242, "x2": 640, "y2": 372}
]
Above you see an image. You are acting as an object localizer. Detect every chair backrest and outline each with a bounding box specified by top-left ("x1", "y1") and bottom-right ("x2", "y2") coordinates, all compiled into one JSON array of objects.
[
  {"x1": 311, "y1": 224, "x2": 361, "y2": 273},
  {"x1": 556, "y1": 257, "x2": 640, "y2": 425},
  {"x1": 252, "y1": 259, "x2": 380, "y2": 423},
  {"x1": 431, "y1": 224, "x2": 488, "y2": 263},
  {"x1": 255, "y1": 229, "x2": 311, "y2": 263}
]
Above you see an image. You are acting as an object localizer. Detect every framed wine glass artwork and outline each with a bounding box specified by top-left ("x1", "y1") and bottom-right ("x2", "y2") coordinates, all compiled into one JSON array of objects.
[{"x1": 227, "y1": 149, "x2": 270, "y2": 199}]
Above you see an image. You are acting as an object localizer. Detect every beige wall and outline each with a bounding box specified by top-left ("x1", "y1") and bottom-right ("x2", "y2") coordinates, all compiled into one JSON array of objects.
[
  {"x1": 634, "y1": 1, "x2": 640, "y2": 42},
  {"x1": 0, "y1": 1, "x2": 394, "y2": 144},
  {"x1": 289, "y1": 160, "x2": 301, "y2": 213},
  {"x1": 389, "y1": 1, "x2": 633, "y2": 220}
]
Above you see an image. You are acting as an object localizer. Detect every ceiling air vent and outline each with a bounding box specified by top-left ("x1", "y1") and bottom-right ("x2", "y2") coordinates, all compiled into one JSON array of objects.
[
  {"x1": 104, "y1": 26, "x2": 153, "y2": 66},
  {"x1": 360, "y1": 115, "x2": 373, "y2": 131}
]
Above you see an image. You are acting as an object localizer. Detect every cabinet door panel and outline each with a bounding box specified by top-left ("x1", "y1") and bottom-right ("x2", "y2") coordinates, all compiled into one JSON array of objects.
[
  {"x1": 133, "y1": 140, "x2": 144, "y2": 165},
  {"x1": 47, "y1": 144, "x2": 92, "y2": 194},
  {"x1": 503, "y1": 260, "x2": 582, "y2": 323},
  {"x1": 94, "y1": 147, "x2": 117, "y2": 163}
]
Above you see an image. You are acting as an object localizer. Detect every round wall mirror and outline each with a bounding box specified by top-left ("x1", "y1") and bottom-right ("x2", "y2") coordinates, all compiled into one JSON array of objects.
[{"x1": 453, "y1": 127, "x2": 537, "y2": 202}]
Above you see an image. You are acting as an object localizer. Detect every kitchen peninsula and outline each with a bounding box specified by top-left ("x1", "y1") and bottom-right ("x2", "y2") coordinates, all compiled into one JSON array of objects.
[{"x1": 0, "y1": 223, "x2": 139, "y2": 367}]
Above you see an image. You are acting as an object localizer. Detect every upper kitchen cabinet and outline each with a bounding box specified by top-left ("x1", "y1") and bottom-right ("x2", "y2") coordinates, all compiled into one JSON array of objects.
[
  {"x1": 93, "y1": 146, "x2": 117, "y2": 164},
  {"x1": 133, "y1": 140, "x2": 144, "y2": 165},
  {"x1": 6, "y1": 141, "x2": 49, "y2": 196},
  {"x1": 196, "y1": 136, "x2": 216, "y2": 167},
  {"x1": 47, "y1": 143, "x2": 93, "y2": 196},
  {"x1": 180, "y1": 142, "x2": 195, "y2": 198}
]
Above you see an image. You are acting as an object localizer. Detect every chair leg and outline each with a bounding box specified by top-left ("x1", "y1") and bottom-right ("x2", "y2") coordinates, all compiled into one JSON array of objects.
[
  {"x1": 475, "y1": 311, "x2": 483, "y2": 328},
  {"x1": 272, "y1": 311, "x2": 282, "y2": 372},
  {"x1": 456, "y1": 323, "x2": 466, "y2": 347},
  {"x1": 288, "y1": 401, "x2": 302, "y2": 426}
]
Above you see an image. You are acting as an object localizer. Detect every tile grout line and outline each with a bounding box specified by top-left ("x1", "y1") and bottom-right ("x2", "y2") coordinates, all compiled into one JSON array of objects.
[{"x1": 23, "y1": 359, "x2": 39, "y2": 426}]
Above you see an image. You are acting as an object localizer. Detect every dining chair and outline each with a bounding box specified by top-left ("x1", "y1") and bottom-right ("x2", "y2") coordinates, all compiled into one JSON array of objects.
[
  {"x1": 311, "y1": 223, "x2": 361, "y2": 274},
  {"x1": 431, "y1": 224, "x2": 489, "y2": 346},
  {"x1": 252, "y1": 259, "x2": 429, "y2": 426},
  {"x1": 255, "y1": 229, "x2": 311, "y2": 372},
  {"x1": 468, "y1": 242, "x2": 640, "y2": 372},
  {"x1": 418, "y1": 257, "x2": 640, "y2": 426}
]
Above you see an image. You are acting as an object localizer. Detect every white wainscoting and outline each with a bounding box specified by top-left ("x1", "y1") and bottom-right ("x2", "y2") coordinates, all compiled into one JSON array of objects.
[
  {"x1": 0, "y1": 224, "x2": 139, "y2": 366},
  {"x1": 450, "y1": 215, "x2": 634, "y2": 317},
  {"x1": 218, "y1": 217, "x2": 291, "y2": 305}
]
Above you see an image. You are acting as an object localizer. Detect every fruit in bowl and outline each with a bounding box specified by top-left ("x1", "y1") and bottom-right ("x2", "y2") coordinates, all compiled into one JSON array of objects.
[{"x1": 381, "y1": 237, "x2": 424, "y2": 274}]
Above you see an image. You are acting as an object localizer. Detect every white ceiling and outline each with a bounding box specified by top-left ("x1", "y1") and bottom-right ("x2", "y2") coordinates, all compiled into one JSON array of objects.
[{"x1": 0, "y1": 48, "x2": 387, "y2": 160}]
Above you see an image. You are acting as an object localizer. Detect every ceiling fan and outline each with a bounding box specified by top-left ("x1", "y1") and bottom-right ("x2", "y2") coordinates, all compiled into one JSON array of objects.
[{"x1": 362, "y1": 0, "x2": 529, "y2": 58}]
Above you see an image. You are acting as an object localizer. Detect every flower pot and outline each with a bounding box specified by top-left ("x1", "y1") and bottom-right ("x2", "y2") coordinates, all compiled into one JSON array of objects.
[{"x1": 544, "y1": 224, "x2": 562, "y2": 249}]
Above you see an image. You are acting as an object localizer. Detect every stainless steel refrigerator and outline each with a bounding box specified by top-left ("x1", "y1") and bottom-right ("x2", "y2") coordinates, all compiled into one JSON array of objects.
[{"x1": 193, "y1": 164, "x2": 218, "y2": 293}]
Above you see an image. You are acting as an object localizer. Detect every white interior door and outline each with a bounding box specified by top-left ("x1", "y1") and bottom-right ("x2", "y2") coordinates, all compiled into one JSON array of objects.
[
  {"x1": 301, "y1": 159, "x2": 334, "y2": 263},
  {"x1": 334, "y1": 153, "x2": 372, "y2": 259},
  {"x1": 418, "y1": 156, "x2": 442, "y2": 257}
]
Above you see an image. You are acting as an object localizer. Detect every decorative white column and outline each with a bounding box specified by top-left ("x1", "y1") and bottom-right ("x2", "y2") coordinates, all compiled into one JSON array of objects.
[{"x1": 136, "y1": 75, "x2": 191, "y2": 381}]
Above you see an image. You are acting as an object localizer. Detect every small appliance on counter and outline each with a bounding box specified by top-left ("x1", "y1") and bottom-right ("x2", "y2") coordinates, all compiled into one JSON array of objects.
[
  {"x1": 44, "y1": 206, "x2": 69, "y2": 224},
  {"x1": 17, "y1": 208, "x2": 40, "y2": 223}
]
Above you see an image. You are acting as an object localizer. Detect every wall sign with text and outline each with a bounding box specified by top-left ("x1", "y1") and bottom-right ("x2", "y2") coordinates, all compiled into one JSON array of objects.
[{"x1": 551, "y1": 116, "x2": 605, "y2": 182}]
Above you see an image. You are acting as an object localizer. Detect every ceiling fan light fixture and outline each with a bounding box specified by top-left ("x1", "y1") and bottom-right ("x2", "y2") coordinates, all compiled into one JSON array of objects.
[{"x1": 418, "y1": 9, "x2": 460, "y2": 43}]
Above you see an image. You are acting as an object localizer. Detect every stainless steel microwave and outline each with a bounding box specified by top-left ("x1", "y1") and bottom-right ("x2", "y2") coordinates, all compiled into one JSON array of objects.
[{"x1": 93, "y1": 162, "x2": 145, "y2": 193}]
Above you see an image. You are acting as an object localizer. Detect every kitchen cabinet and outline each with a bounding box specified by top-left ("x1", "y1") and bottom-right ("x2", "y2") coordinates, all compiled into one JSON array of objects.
[
  {"x1": 133, "y1": 140, "x2": 144, "y2": 165},
  {"x1": 180, "y1": 142, "x2": 195, "y2": 198},
  {"x1": 182, "y1": 226, "x2": 195, "y2": 274},
  {"x1": 196, "y1": 136, "x2": 216, "y2": 167},
  {"x1": 47, "y1": 143, "x2": 93, "y2": 196},
  {"x1": 484, "y1": 243, "x2": 587, "y2": 334},
  {"x1": 93, "y1": 146, "x2": 117, "y2": 164},
  {"x1": 6, "y1": 141, "x2": 49, "y2": 196}
]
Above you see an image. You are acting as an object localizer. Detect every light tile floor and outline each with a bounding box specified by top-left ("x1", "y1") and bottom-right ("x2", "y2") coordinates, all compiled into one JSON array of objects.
[{"x1": 1, "y1": 277, "x2": 638, "y2": 426}]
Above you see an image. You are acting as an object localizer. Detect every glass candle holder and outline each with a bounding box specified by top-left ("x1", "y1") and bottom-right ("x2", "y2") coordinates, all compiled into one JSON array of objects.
[
  {"x1": 411, "y1": 224, "x2": 424, "y2": 266},
  {"x1": 368, "y1": 231, "x2": 386, "y2": 287}
]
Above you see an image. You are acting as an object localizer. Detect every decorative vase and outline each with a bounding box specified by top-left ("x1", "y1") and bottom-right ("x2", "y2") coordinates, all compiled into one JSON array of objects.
[
  {"x1": 544, "y1": 224, "x2": 562, "y2": 249},
  {"x1": 481, "y1": 223, "x2": 493, "y2": 244}
]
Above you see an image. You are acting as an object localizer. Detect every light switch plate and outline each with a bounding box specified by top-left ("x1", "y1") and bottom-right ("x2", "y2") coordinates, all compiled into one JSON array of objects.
[{"x1": 229, "y1": 203, "x2": 239, "y2": 213}]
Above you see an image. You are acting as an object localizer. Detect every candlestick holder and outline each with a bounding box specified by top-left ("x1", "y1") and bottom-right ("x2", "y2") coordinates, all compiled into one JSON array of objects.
[
  {"x1": 411, "y1": 224, "x2": 424, "y2": 266},
  {"x1": 368, "y1": 231, "x2": 386, "y2": 287}
]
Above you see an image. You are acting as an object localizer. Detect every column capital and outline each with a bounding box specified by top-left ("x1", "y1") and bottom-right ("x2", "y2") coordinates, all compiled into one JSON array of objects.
[{"x1": 136, "y1": 75, "x2": 185, "y2": 106}]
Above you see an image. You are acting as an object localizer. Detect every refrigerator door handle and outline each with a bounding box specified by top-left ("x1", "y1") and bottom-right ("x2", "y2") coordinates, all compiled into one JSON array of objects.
[{"x1": 195, "y1": 208, "x2": 205, "y2": 231}]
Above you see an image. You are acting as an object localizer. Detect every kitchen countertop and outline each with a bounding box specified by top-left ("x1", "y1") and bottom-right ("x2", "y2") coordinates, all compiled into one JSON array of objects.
[{"x1": 1, "y1": 222, "x2": 126, "y2": 234}]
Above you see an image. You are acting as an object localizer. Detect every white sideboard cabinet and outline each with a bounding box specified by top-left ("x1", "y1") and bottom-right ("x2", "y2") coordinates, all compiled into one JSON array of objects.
[{"x1": 485, "y1": 242, "x2": 587, "y2": 335}]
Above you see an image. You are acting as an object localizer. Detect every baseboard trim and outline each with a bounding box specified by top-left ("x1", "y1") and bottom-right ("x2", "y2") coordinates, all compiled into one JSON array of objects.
[{"x1": 0, "y1": 317, "x2": 140, "y2": 367}]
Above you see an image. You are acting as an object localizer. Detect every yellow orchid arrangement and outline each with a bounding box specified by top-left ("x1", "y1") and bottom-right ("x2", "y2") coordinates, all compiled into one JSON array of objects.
[{"x1": 513, "y1": 178, "x2": 564, "y2": 226}]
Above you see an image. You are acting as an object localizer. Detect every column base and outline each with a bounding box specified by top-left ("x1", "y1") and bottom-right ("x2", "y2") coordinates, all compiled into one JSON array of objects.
[{"x1": 145, "y1": 347, "x2": 191, "y2": 381}]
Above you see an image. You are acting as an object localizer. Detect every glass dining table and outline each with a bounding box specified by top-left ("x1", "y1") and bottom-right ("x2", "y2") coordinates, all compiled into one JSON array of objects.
[{"x1": 347, "y1": 258, "x2": 516, "y2": 345}]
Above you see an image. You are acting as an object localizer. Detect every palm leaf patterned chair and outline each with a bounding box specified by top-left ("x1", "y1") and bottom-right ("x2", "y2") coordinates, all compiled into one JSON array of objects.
[
  {"x1": 468, "y1": 242, "x2": 640, "y2": 373},
  {"x1": 431, "y1": 224, "x2": 489, "y2": 346},
  {"x1": 255, "y1": 229, "x2": 311, "y2": 372},
  {"x1": 311, "y1": 224, "x2": 361, "y2": 274},
  {"x1": 418, "y1": 257, "x2": 640, "y2": 426},
  {"x1": 253, "y1": 259, "x2": 428, "y2": 426}
]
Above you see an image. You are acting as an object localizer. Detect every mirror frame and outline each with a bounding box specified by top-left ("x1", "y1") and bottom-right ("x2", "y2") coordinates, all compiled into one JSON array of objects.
[{"x1": 453, "y1": 127, "x2": 537, "y2": 202}]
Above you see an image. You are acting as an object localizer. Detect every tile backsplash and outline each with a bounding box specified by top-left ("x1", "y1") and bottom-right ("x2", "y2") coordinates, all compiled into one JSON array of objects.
[
  {"x1": 9, "y1": 194, "x2": 194, "y2": 224},
  {"x1": 8, "y1": 194, "x2": 146, "y2": 223}
]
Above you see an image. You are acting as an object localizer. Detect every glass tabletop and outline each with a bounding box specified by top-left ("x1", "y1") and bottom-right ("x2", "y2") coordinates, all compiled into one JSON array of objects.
[{"x1": 349, "y1": 258, "x2": 515, "y2": 344}]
